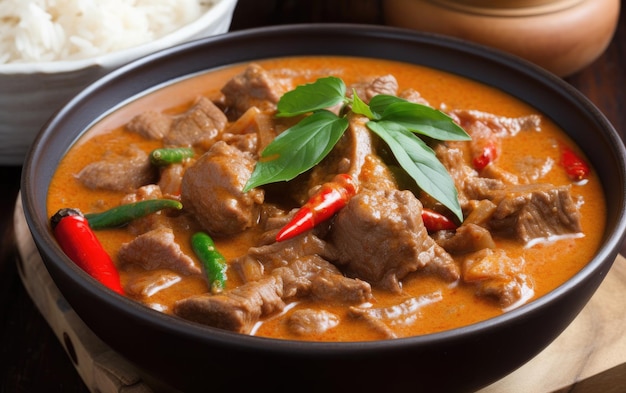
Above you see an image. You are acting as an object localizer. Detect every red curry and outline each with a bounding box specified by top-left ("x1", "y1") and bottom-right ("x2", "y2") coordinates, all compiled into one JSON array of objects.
[{"x1": 47, "y1": 56, "x2": 606, "y2": 342}]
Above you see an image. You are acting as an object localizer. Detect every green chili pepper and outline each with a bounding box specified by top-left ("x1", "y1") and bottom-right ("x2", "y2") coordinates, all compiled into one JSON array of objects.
[
  {"x1": 85, "y1": 199, "x2": 183, "y2": 230},
  {"x1": 149, "y1": 147, "x2": 194, "y2": 166},
  {"x1": 191, "y1": 232, "x2": 227, "y2": 294}
]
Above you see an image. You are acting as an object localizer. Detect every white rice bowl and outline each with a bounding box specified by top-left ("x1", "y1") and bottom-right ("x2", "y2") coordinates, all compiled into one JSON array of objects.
[{"x1": 0, "y1": 0, "x2": 238, "y2": 165}]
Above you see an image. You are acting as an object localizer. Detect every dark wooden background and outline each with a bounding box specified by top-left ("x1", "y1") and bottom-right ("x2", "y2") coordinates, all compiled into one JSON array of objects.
[{"x1": 1, "y1": 0, "x2": 624, "y2": 391}]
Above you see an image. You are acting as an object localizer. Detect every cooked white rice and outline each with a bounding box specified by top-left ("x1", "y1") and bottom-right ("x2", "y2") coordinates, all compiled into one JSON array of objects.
[{"x1": 0, "y1": 0, "x2": 214, "y2": 64}]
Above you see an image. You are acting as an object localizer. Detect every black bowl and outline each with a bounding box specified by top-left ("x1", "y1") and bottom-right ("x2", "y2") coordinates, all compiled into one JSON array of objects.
[{"x1": 22, "y1": 24, "x2": 626, "y2": 392}]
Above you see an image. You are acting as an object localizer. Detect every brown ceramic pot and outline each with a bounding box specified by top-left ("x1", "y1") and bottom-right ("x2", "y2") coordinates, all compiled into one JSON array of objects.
[{"x1": 384, "y1": 0, "x2": 620, "y2": 76}]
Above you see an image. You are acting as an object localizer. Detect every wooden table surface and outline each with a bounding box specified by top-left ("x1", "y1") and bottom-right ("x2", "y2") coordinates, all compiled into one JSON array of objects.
[{"x1": 1, "y1": 1, "x2": 624, "y2": 392}]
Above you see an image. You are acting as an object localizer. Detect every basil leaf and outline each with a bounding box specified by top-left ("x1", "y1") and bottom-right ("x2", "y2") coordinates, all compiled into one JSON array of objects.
[
  {"x1": 368, "y1": 94, "x2": 406, "y2": 117},
  {"x1": 243, "y1": 110, "x2": 349, "y2": 191},
  {"x1": 351, "y1": 90, "x2": 376, "y2": 119},
  {"x1": 276, "y1": 76, "x2": 346, "y2": 117},
  {"x1": 367, "y1": 120, "x2": 463, "y2": 221},
  {"x1": 380, "y1": 101, "x2": 470, "y2": 141}
]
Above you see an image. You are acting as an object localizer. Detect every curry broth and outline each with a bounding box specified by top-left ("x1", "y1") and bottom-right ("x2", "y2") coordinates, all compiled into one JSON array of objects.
[{"x1": 47, "y1": 56, "x2": 606, "y2": 341}]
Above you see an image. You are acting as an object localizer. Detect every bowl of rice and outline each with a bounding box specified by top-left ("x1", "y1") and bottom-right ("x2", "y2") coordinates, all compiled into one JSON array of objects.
[{"x1": 0, "y1": 0, "x2": 238, "y2": 166}]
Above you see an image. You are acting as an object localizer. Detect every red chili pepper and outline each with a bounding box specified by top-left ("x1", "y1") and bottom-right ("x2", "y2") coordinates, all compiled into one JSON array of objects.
[
  {"x1": 472, "y1": 141, "x2": 498, "y2": 171},
  {"x1": 421, "y1": 208, "x2": 458, "y2": 232},
  {"x1": 560, "y1": 143, "x2": 590, "y2": 180},
  {"x1": 276, "y1": 174, "x2": 358, "y2": 242},
  {"x1": 50, "y1": 208, "x2": 125, "y2": 295}
]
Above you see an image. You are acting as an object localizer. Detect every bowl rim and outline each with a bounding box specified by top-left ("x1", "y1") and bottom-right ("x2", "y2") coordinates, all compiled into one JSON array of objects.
[
  {"x1": 0, "y1": 0, "x2": 237, "y2": 75},
  {"x1": 21, "y1": 22, "x2": 626, "y2": 353}
]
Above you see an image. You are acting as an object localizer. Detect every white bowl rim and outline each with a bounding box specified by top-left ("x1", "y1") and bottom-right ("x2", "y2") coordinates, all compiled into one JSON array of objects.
[{"x1": 0, "y1": 0, "x2": 237, "y2": 75}]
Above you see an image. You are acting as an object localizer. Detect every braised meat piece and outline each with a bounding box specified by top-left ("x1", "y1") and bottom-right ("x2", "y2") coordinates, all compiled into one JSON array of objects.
[
  {"x1": 449, "y1": 109, "x2": 541, "y2": 138},
  {"x1": 437, "y1": 141, "x2": 582, "y2": 243},
  {"x1": 234, "y1": 232, "x2": 338, "y2": 280},
  {"x1": 157, "y1": 163, "x2": 187, "y2": 198},
  {"x1": 349, "y1": 291, "x2": 444, "y2": 339},
  {"x1": 76, "y1": 145, "x2": 156, "y2": 193},
  {"x1": 174, "y1": 276, "x2": 286, "y2": 333},
  {"x1": 220, "y1": 63, "x2": 290, "y2": 118},
  {"x1": 349, "y1": 74, "x2": 399, "y2": 103},
  {"x1": 287, "y1": 309, "x2": 339, "y2": 336},
  {"x1": 486, "y1": 184, "x2": 582, "y2": 242},
  {"x1": 121, "y1": 184, "x2": 163, "y2": 204},
  {"x1": 233, "y1": 229, "x2": 371, "y2": 304},
  {"x1": 125, "y1": 270, "x2": 182, "y2": 301},
  {"x1": 438, "y1": 109, "x2": 542, "y2": 196},
  {"x1": 331, "y1": 189, "x2": 460, "y2": 293},
  {"x1": 180, "y1": 229, "x2": 373, "y2": 334},
  {"x1": 164, "y1": 96, "x2": 228, "y2": 149},
  {"x1": 181, "y1": 141, "x2": 264, "y2": 236},
  {"x1": 435, "y1": 144, "x2": 485, "y2": 208},
  {"x1": 462, "y1": 248, "x2": 533, "y2": 308},
  {"x1": 273, "y1": 255, "x2": 372, "y2": 303},
  {"x1": 125, "y1": 110, "x2": 172, "y2": 140},
  {"x1": 221, "y1": 106, "x2": 278, "y2": 156},
  {"x1": 120, "y1": 185, "x2": 170, "y2": 235},
  {"x1": 433, "y1": 223, "x2": 496, "y2": 255},
  {"x1": 118, "y1": 227, "x2": 201, "y2": 276},
  {"x1": 398, "y1": 88, "x2": 430, "y2": 106},
  {"x1": 177, "y1": 237, "x2": 372, "y2": 333}
]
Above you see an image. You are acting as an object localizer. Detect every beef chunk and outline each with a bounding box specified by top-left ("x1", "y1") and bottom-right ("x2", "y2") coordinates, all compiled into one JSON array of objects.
[
  {"x1": 331, "y1": 189, "x2": 459, "y2": 293},
  {"x1": 433, "y1": 223, "x2": 496, "y2": 255},
  {"x1": 349, "y1": 74, "x2": 399, "y2": 103},
  {"x1": 221, "y1": 63, "x2": 289, "y2": 118},
  {"x1": 120, "y1": 185, "x2": 171, "y2": 235},
  {"x1": 234, "y1": 232, "x2": 371, "y2": 304},
  {"x1": 233, "y1": 231, "x2": 337, "y2": 282},
  {"x1": 308, "y1": 269, "x2": 372, "y2": 304},
  {"x1": 437, "y1": 109, "x2": 542, "y2": 201},
  {"x1": 434, "y1": 144, "x2": 483, "y2": 207},
  {"x1": 221, "y1": 106, "x2": 277, "y2": 156},
  {"x1": 121, "y1": 184, "x2": 163, "y2": 203},
  {"x1": 449, "y1": 109, "x2": 541, "y2": 138},
  {"x1": 174, "y1": 276, "x2": 286, "y2": 333},
  {"x1": 287, "y1": 309, "x2": 339, "y2": 336},
  {"x1": 462, "y1": 175, "x2": 506, "y2": 201},
  {"x1": 164, "y1": 96, "x2": 228, "y2": 149},
  {"x1": 157, "y1": 163, "x2": 186, "y2": 197},
  {"x1": 125, "y1": 110, "x2": 172, "y2": 140},
  {"x1": 487, "y1": 184, "x2": 582, "y2": 242},
  {"x1": 462, "y1": 248, "x2": 533, "y2": 308},
  {"x1": 76, "y1": 146, "x2": 156, "y2": 193},
  {"x1": 479, "y1": 162, "x2": 519, "y2": 185},
  {"x1": 348, "y1": 291, "x2": 443, "y2": 339},
  {"x1": 175, "y1": 249, "x2": 371, "y2": 333},
  {"x1": 118, "y1": 227, "x2": 201, "y2": 276},
  {"x1": 181, "y1": 141, "x2": 264, "y2": 236},
  {"x1": 398, "y1": 88, "x2": 430, "y2": 106},
  {"x1": 222, "y1": 132, "x2": 257, "y2": 155},
  {"x1": 125, "y1": 270, "x2": 182, "y2": 300}
]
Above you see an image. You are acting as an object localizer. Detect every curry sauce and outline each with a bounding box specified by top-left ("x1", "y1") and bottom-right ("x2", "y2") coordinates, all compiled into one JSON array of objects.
[{"x1": 47, "y1": 56, "x2": 606, "y2": 342}]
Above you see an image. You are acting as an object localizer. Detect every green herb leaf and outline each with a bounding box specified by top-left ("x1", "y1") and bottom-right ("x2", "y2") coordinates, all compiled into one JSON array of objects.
[
  {"x1": 367, "y1": 120, "x2": 463, "y2": 221},
  {"x1": 276, "y1": 76, "x2": 347, "y2": 117},
  {"x1": 368, "y1": 94, "x2": 406, "y2": 116},
  {"x1": 245, "y1": 76, "x2": 468, "y2": 222},
  {"x1": 243, "y1": 110, "x2": 349, "y2": 191},
  {"x1": 379, "y1": 99, "x2": 470, "y2": 141},
  {"x1": 351, "y1": 90, "x2": 376, "y2": 119}
]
